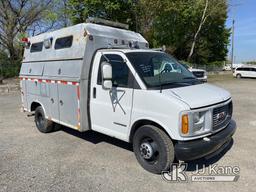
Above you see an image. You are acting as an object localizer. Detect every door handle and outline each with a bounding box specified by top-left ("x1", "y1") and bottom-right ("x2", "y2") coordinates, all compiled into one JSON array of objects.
[
  {"x1": 93, "y1": 87, "x2": 96, "y2": 98},
  {"x1": 60, "y1": 100, "x2": 63, "y2": 105},
  {"x1": 50, "y1": 98, "x2": 54, "y2": 103}
]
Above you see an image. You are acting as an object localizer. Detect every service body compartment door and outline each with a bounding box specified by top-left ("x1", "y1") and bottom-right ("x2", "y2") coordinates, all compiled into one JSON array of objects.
[
  {"x1": 58, "y1": 84, "x2": 79, "y2": 129},
  {"x1": 26, "y1": 80, "x2": 41, "y2": 95},
  {"x1": 20, "y1": 80, "x2": 28, "y2": 110},
  {"x1": 48, "y1": 83, "x2": 60, "y2": 122}
]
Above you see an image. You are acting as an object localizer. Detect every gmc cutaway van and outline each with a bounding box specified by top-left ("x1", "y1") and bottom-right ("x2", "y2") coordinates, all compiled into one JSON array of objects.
[{"x1": 20, "y1": 19, "x2": 236, "y2": 174}]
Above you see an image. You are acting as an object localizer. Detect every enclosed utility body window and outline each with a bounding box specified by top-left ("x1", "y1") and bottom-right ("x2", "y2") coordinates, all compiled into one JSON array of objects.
[
  {"x1": 54, "y1": 36, "x2": 73, "y2": 49},
  {"x1": 30, "y1": 42, "x2": 43, "y2": 53}
]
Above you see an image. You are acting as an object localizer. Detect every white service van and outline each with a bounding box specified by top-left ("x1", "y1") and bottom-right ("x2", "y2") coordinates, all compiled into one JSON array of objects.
[{"x1": 20, "y1": 19, "x2": 236, "y2": 174}]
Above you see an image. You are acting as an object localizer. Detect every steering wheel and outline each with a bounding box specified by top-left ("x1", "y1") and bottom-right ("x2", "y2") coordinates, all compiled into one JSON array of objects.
[{"x1": 161, "y1": 65, "x2": 172, "y2": 74}]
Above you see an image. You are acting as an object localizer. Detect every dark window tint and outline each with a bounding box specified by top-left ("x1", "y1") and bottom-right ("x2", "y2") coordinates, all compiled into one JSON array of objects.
[
  {"x1": 30, "y1": 42, "x2": 43, "y2": 52},
  {"x1": 252, "y1": 68, "x2": 256, "y2": 72},
  {"x1": 237, "y1": 67, "x2": 249, "y2": 71},
  {"x1": 54, "y1": 36, "x2": 73, "y2": 49},
  {"x1": 244, "y1": 68, "x2": 251, "y2": 71},
  {"x1": 97, "y1": 54, "x2": 138, "y2": 88}
]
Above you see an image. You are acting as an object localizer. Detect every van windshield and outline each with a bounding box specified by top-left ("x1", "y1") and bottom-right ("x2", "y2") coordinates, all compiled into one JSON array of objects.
[{"x1": 125, "y1": 52, "x2": 201, "y2": 89}]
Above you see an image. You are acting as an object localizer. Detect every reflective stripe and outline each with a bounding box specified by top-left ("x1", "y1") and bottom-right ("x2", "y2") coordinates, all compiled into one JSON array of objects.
[
  {"x1": 19, "y1": 77, "x2": 79, "y2": 85},
  {"x1": 76, "y1": 86, "x2": 80, "y2": 100},
  {"x1": 76, "y1": 86, "x2": 80, "y2": 129}
]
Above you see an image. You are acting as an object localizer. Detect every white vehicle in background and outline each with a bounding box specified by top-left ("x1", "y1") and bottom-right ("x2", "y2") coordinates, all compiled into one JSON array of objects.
[
  {"x1": 233, "y1": 66, "x2": 256, "y2": 78},
  {"x1": 232, "y1": 63, "x2": 243, "y2": 70},
  {"x1": 223, "y1": 64, "x2": 232, "y2": 71},
  {"x1": 181, "y1": 63, "x2": 207, "y2": 82},
  {"x1": 19, "y1": 18, "x2": 236, "y2": 174}
]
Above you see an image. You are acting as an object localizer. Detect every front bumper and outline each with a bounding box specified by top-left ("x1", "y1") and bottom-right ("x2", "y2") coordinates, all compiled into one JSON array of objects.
[
  {"x1": 197, "y1": 76, "x2": 207, "y2": 82},
  {"x1": 174, "y1": 119, "x2": 236, "y2": 161}
]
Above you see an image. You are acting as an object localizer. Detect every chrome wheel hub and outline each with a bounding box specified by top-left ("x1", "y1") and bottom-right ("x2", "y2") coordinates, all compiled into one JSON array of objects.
[{"x1": 140, "y1": 142, "x2": 154, "y2": 159}]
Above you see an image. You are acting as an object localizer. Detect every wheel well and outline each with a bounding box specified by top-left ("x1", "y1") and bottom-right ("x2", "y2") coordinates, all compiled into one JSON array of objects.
[
  {"x1": 129, "y1": 120, "x2": 172, "y2": 143},
  {"x1": 30, "y1": 102, "x2": 41, "y2": 112}
]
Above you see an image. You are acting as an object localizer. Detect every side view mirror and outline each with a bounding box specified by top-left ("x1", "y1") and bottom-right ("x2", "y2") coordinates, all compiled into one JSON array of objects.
[{"x1": 101, "y1": 61, "x2": 112, "y2": 90}]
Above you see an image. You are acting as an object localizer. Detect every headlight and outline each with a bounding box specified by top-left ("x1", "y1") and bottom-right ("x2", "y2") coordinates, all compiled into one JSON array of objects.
[
  {"x1": 180, "y1": 109, "x2": 211, "y2": 137},
  {"x1": 193, "y1": 111, "x2": 206, "y2": 132}
]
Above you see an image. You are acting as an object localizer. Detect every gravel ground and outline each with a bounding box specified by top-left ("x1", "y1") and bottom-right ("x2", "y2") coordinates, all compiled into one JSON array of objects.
[{"x1": 0, "y1": 75, "x2": 255, "y2": 192}]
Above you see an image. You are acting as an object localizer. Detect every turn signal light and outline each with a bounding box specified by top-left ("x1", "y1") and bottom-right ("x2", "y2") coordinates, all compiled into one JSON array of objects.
[{"x1": 182, "y1": 114, "x2": 189, "y2": 134}]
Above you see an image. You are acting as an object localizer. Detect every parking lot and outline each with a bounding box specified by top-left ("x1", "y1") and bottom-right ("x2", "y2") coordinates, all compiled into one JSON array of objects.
[{"x1": 0, "y1": 75, "x2": 255, "y2": 192}]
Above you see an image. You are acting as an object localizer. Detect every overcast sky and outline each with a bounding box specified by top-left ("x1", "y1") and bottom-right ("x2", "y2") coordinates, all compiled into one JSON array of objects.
[{"x1": 226, "y1": 0, "x2": 256, "y2": 63}]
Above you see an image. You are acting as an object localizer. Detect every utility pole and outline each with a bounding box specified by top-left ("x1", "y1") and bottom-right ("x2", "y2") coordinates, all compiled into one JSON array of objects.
[
  {"x1": 230, "y1": 2, "x2": 242, "y2": 70},
  {"x1": 231, "y1": 19, "x2": 235, "y2": 69}
]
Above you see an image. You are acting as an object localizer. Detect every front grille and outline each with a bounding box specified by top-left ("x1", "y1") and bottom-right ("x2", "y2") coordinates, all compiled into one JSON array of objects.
[
  {"x1": 192, "y1": 71, "x2": 204, "y2": 78},
  {"x1": 212, "y1": 101, "x2": 233, "y2": 131}
]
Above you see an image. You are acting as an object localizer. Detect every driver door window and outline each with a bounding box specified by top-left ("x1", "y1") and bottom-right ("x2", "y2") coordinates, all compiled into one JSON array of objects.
[{"x1": 97, "y1": 54, "x2": 137, "y2": 88}]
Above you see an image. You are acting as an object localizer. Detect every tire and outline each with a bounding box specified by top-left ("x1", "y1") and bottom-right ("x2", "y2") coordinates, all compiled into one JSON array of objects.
[
  {"x1": 34, "y1": 106, "x2": 54, "y2": 133},
  {"x1": 133, "y1": 125, "x2": 174, "y2": 174},
  {"x1": 236, "y1": 74, "x2": 242, "y2": 79},
  {"x1": 54, "y1": 123, "x2": 62, "y2": 131}
]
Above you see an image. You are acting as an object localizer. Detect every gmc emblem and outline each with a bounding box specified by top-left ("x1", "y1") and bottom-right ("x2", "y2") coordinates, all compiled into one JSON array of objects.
[{"x1": 216, "y1": 112, "x2": 226, "y2": 120}]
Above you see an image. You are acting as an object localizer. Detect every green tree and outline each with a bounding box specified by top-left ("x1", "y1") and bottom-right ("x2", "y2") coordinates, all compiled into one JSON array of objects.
[
  {"x1": 150, "y1": 0, "x2": 230, "y2": 64},
  {"x1": 66, "y1": 0, "x2": 230, "y2": 65},
  {"x1": 67, "y1": 0, "x2": 136, "y2": 30}
]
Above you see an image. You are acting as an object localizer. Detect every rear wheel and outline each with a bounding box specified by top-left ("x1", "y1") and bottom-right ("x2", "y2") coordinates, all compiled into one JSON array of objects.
[
  {"x1": 35, "y1": 106, "x2": 54, "y2": 133},
  {"x1": 236, "y1": 74, "x2": 242, "y2": 79},
  {"x1": 133, "y1": 125, "x2": 174, "y2": 174}
]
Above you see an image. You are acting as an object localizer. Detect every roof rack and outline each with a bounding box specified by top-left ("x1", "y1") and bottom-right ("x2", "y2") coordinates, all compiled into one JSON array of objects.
[
  {"x1": 107, "y1": 45, "x2": 130, "y2": 49},
  {"x1": 86, "y1": 17, "x2": 129, "y2": 30}
]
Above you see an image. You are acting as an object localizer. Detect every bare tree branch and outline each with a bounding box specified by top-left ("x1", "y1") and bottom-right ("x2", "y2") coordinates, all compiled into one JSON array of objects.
[
  {"x1": 187, "y1": 0, "x2": 209, "y2": 61},
  {"x1": 0, "y1": 0, "x2": 53, "y2": 59}
]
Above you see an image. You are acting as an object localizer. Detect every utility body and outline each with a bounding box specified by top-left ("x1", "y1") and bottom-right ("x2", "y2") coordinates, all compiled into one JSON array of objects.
[{"x1": 20, "y1": 20, "x2": 236, "y2": 174}]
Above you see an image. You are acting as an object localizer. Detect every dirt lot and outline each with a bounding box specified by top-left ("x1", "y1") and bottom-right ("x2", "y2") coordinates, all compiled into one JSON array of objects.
[{"x1": 0, "y1": 75, "x2": 255, "y2": 192}]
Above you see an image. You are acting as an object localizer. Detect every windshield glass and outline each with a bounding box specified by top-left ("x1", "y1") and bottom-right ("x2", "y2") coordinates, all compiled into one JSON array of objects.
[{"x1": 125, "y1": 52, "x2": 200, "y2": 89}]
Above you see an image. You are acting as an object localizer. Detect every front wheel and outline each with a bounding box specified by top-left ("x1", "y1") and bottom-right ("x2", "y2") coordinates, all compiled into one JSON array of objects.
[
  {"x1": 133, "y1": 125, "x2": 174, "y2": 174},
  {"x1": 236, "y1": 74, "x2": 242, "y2": 79}
]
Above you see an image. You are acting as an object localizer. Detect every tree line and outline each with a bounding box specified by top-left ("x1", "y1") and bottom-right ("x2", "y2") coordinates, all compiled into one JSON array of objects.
[{"x1": 0, "y1": 0, "x2": 230, "y2": 79}]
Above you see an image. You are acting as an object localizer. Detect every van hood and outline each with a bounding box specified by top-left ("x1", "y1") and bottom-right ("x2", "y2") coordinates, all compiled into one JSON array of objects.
[
  {"x1": 190, "y1": 68, "x2": 206, "y2": 72},
  {"x1": 163, "y1": 83, "x2": 231, "y2": 109}
]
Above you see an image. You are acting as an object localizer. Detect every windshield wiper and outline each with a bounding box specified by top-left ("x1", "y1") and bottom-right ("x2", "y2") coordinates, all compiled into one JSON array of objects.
[
  {"x1": 160, "y1": 82, "x2": 190, "y2": 87},
  {"x1": 183, "y1": 77, "x2": 196, "y2": 79}
]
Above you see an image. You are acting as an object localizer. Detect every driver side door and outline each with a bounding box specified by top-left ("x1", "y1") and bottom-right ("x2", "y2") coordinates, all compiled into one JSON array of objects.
[{"x1": 90, "y1": 52, "x2": 137, "y2": 141}]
